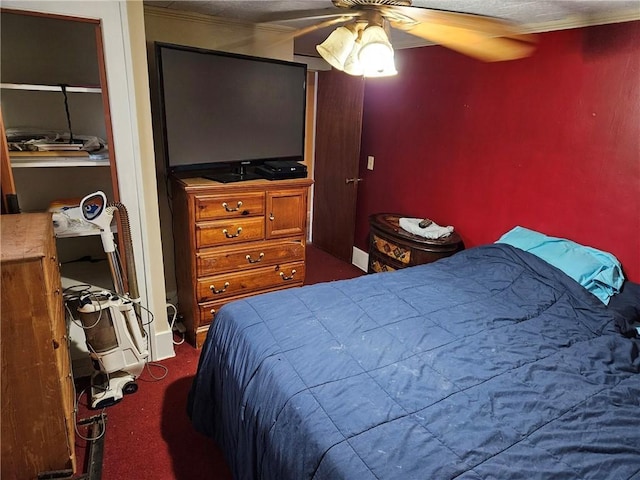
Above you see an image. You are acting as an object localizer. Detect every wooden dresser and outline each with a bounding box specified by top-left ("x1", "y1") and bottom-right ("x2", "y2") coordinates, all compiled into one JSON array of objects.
[
  {"x1": 172, "y1": 176, "x2": 313, "y2": 347},
  {"x1": 1, "y1": 213, "x2": 76, "y2": 479},
  {"x1": 368, "y1": 213, "x2": 464, "y2": 273}
]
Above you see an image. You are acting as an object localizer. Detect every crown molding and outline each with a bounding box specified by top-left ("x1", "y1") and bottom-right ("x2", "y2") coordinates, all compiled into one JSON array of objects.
[
  {"x1": 521, "y1": 8, "x2": 640, "y2": 34},
  {"x1": 143, "y1": 5, "x2": 292, "y2": 34}
]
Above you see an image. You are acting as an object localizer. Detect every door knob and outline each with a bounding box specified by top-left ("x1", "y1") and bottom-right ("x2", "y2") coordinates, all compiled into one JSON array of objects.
[{"x1": 345, "y1": 178, "x2": 363, "y2": 184}]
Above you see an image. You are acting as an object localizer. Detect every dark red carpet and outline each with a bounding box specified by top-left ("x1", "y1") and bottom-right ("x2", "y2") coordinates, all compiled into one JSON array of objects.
[{"x1": 74, "y1": 244, "x2": 363, "y2": 479}]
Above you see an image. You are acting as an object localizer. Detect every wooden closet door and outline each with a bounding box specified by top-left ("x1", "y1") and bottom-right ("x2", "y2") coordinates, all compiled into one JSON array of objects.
[{"x1": 311, "y1": 70, "x2": 364, "y2": 262}]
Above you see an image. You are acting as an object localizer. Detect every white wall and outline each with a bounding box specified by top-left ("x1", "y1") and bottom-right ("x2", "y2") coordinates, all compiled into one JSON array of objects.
[{"x1": 2, "y1": 1, "x2": 174, "y2": 362}]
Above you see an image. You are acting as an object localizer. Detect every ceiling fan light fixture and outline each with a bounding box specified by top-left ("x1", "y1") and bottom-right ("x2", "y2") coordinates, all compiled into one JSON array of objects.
[
  {"x1": 317, "y1": 19, "x2": 396, "y2": 77},
  {"x1": 358, "y1": 25, "x2": 397, "y2": 77},
  {"x1": 316, "y1": 24, "x2": 357, "y2": 71}
]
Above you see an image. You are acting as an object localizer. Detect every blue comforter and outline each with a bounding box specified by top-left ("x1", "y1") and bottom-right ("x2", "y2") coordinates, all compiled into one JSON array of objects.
[{"x1": 188, "y1": 244, "x2": 640, "y2": 479}]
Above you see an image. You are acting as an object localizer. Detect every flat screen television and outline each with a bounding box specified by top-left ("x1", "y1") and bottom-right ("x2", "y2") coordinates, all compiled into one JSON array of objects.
[{"x1": 155, "y1": 42, "x2": 307, "y2": 182}]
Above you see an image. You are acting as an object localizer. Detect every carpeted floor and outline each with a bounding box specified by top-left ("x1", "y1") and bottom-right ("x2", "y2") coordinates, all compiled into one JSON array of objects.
[{"x1": 74, "y1": 244, "x2": 364, "y2": 479}]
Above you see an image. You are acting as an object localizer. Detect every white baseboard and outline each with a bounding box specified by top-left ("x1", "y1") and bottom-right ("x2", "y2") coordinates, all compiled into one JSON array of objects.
[
  {"x1": 352, "y1": 246, "x2": 369, "y2": 272},
  {"x1": 152, "y1": 329, "x2": 176, "y2": 360}
]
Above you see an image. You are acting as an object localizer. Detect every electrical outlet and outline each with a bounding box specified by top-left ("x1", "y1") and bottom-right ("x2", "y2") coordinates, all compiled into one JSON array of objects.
[{"x1": 367, "y1": 155, "x2": 375, "y2": 170}]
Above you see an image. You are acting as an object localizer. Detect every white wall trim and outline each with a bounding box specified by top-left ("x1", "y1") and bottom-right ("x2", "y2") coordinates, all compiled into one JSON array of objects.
[
  {"x1": 307, "y1": 70, "x2": 318, "y2": 244},
  {"x1": 121, "y1": 1, "x2": 174, "y2": 361}
]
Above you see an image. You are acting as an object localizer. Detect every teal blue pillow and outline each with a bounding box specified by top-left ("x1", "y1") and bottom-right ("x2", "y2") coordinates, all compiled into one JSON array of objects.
[{"x1": 497, "y1": 226, "x2": 625, "y2": 305}]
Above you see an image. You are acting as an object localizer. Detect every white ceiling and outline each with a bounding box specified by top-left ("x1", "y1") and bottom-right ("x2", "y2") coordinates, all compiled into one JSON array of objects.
[{"x1": 144, "y1": 0, "x2": 640, "y2": 56}]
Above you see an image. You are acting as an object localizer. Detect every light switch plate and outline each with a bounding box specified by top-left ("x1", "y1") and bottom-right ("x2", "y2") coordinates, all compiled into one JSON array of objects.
[{"x1": 367, "y1": 155, "x2": 375, "y2": 170}]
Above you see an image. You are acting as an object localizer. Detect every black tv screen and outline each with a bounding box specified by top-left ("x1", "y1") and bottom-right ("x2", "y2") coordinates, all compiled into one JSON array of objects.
[{"x1": 156, "y1": 42, "x2": 307, "y2": 174}]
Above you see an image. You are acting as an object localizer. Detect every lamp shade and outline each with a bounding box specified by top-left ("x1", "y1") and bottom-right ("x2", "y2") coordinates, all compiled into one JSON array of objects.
[
  {"x1": 343, "y1": 42, "x2": 363, "y2": 76},
  {"x1": 316, "y1": 25, "x2": 357, "y2": 71},
  {"x1": 358, "y1": 25, "x2": 397, "y2": 77}
]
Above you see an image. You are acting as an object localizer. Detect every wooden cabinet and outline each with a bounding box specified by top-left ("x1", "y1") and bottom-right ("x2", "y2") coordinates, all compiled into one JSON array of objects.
[
  {"x1": 1, "y1": 213, "x2": 76, "y2": 479},
  {"x1": 172, "y1": 176, "x2": 313, "y2": 347},
  {"x1": 368, "y1": 213, "x2": 464, "y2": 273}
]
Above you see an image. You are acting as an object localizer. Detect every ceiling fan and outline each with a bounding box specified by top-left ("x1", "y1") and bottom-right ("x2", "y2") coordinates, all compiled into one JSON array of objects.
[{"x1": 260, "y1": 0, "x2": 537, "y2": 77}]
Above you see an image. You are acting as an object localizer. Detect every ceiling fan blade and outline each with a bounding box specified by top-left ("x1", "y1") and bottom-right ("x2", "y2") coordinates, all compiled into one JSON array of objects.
[
  {"x1": 213, "y1": 14, "x2": 359, "y2": 56},
  {"x1": 222, "y1": 15, "x2": 357, "y2": 54},
  {"x1": 385, "y1": 8, "x2": 536, "y2": 62},
  {"x1": 286, "y1": 15, "x2": 359, "y2": 39},
  {"x1": 385, "y1": 6, "x2": 530, "y2": 38},
  {"x1": 258, "y1": 7, "x2": 359, "y2": 24},
  {"x1": 395, "y1": 21, "x2": 536, "y2": 61}
]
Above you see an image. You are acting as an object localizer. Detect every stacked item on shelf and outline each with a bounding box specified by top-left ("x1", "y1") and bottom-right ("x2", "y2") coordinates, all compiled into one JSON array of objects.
[{"x1": 6, "y1": 127, "x2": 107, "y2": 155}]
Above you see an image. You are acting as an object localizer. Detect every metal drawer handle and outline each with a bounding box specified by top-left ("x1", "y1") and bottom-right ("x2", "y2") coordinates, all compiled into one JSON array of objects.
[
  {"x1": 269, "y1": 212, "x2": 275, "y2": 221},
  {"x1": 210, "y1": 308, "x2": 216, "y2": 318},
  {"x1": 209, "y1": 282, "x2": 229, "y2": 294},
  {"x1": 222, "y1": 201, "x2": 243, "y2": 212},
  {"x1": 279, "y1": 269, "x2": 297, "y2": 281},
  {"x1": 246, "y1": 252, "x2": 265, "y2": 264},
  {"x1": 222, "y1": 227, "x2": 242, "y2": 238}
]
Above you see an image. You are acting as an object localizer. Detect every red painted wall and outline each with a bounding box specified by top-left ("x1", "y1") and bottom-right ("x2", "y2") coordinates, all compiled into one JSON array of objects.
[{"x1": 355, "y1": 21, "x2": 640, "y2": 282}]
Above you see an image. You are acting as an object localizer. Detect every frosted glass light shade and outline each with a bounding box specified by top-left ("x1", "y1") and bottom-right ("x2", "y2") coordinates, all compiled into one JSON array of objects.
[
  {"x1": 343, "y1": 43, "x2": 363, "y2": 76},
  {"x1": 316, "y1": 26, "x2": 357, "y2": 71},
  {"x1": 358, "y1": 25, "x2": 397, "y2": 77}
]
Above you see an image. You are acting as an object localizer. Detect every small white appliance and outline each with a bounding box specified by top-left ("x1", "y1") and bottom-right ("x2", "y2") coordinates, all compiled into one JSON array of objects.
[{"x1": 76, "y1": 191, "x2": 149, "y2": 409}]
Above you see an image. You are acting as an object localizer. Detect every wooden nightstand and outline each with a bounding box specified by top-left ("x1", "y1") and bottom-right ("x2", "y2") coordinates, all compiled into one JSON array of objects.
[{"x1": 368, "y1": 213, "x2": 464, "y2": 273}]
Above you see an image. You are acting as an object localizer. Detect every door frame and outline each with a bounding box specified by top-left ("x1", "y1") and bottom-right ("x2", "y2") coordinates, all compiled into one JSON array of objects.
[{"x1": 2, "y1": 1, "x2": 174, "y2": 361}]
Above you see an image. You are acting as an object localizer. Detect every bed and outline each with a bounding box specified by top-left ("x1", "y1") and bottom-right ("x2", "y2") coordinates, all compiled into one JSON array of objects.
[{"x1": 188, "y1": 228, "x2": 640, "y2": 480}]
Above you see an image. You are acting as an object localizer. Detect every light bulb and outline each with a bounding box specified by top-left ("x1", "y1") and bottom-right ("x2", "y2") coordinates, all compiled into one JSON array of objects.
[
  {"x1": 359, "y1": 42, "x2": 394, "y2": 74},
  {"x1": 357, "y1": 25, "x2": 397, "y2": 77}
]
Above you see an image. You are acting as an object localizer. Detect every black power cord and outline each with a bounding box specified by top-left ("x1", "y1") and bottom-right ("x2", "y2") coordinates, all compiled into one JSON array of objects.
[{"x1": 59, "y1": 84, "x2": 74, "y2": 144}]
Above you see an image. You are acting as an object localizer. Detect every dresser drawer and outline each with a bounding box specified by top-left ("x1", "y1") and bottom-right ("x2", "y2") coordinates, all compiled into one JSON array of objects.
[
  {"x1": 195, "y1": 192, "x2": 264, "y2": 221},
  {"x1": 369, "y1": 254, "x2": 398, "y2": 273},
  {"x1": 371, "y1": 233, "x2": 411, "y2": 265},
  {"x1": 193, "y1": 289, "x2": 283, "y2": 348},
  {"x1": 196, "y1": 261, "x2": 305, "y2": 302},
  {"x1": 197, "y1": 240, "x2": 305, "y2": 276},
  {"x1": 198, "y1": 298, "x2": 237, "y2": 328},
  {"x1": 196, "y1": 288, "x2": 281, "y2": 329},
  {"x1": 196, "y1": 217, "x2": 265, "y2": 248}
]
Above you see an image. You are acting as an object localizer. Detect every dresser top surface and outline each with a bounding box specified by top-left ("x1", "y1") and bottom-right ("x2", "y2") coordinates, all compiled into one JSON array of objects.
[
  {"x1": 369, "y1": 213, "x2": 462, "y2": 246},
  {"x1": 173, "y1": 175, "x2": 313, "y2": 192},
  {"x1": 1, "y1": 213, "x2": 52, "y2": 263}
]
